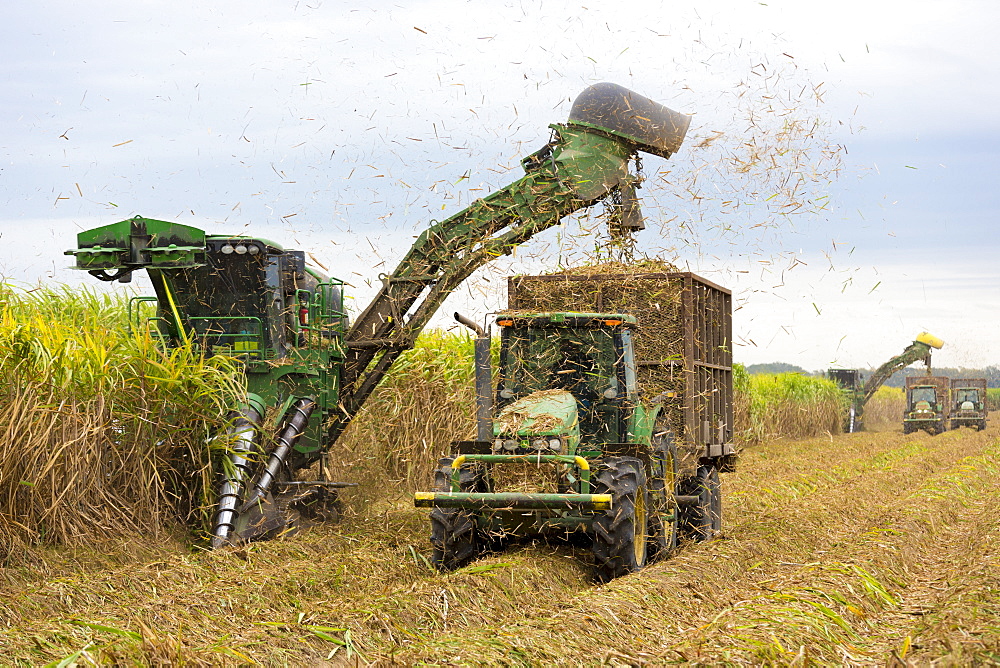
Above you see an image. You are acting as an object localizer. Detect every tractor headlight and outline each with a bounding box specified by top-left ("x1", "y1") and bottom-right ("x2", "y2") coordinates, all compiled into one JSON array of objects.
[
  {"x1": 502, "y1": 439, "x2": 519, "y2": 452},
  {"x1": 531, "y1": 437, "x2": 547, "y2": 450},
  {"x1": 548, "y1": 437, "x2": 563, "y2": 451}
]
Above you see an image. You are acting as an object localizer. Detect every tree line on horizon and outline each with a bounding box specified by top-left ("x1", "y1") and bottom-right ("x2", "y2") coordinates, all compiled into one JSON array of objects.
[{"x1": 743, "y1": 362, "x2": 1000, "y2": 388}]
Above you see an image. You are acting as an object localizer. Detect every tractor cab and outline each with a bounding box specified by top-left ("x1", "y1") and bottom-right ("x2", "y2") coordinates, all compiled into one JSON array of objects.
[
  {"x1": 495, "y1": 313, "x2": 637, "y2": 447},
  {"x1": 908, "y1": 385, "x2": 939, "y2": 412},
  {"x1": 953, "y1": 387, "x2": 982, "y2": 412}
]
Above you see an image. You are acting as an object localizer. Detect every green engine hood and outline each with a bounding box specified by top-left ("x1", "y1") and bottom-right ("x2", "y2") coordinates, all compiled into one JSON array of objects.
[{"x1": 494, "y1": 389, "x2": 579, "y2": 437}]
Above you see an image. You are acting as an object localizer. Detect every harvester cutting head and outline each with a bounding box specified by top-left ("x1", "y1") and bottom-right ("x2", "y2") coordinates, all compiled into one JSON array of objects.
[{"x1": 65, "y1": 217, "x2": 208, "y2": 282}]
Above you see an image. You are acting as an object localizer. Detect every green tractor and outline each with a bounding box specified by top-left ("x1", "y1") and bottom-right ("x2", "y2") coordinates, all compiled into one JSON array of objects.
[
  {"x1": 66, "y1": 82, "x2": 694, "y2": 548},
  {"x1": 416, "y1": 271, "x2": 735, "y2": 581},
  {"x1": 828, "y1": 332, "x2": 944, "y2": 433},
  {"x1": 949, "y1": 378, "x2": 988, "y2": 431},
  {"x1": 903, "y1": 375, "x2": 950, "y2": 435}
]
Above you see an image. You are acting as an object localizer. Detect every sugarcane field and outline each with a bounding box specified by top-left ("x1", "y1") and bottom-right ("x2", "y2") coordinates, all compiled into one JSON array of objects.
[{"x1": 3, "y1": 1, "x2": 999, "y2": 666}]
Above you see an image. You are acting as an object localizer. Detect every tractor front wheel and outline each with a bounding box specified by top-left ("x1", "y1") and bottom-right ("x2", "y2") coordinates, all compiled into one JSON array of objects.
[
  {"x1": 591, "y1": 457, "x2": 649, "y2": 581},
  {"x1": 429, "y1": 457, "x2": 485, "y2": 571}
]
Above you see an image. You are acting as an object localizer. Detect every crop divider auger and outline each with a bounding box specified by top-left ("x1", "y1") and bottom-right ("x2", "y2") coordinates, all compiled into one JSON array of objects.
[{"x1": 66, "y1": 82, "x2": 692, "y2": 549}]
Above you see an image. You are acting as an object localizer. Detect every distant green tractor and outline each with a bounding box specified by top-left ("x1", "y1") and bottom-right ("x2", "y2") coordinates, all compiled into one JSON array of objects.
[
  {"x1": 950, "y1": 378, "x2": 988, "y2": 431},
  {"x1": 903, "y1": 375, "x2": 950, "y2": 435}
]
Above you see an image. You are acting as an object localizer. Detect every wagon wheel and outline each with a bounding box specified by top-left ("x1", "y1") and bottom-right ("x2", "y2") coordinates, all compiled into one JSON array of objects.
[{"x1": 680, "y1": 463, "x2": 721, "y2": 542}]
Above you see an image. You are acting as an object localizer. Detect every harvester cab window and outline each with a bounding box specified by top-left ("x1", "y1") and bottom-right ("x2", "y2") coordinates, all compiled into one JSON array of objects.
[
  {"x1": 501, "y1": 324, "x2": 628, "y2": 441},
  {"x1": 168, "y1": 245, "x2": 273, "y2": 355}
]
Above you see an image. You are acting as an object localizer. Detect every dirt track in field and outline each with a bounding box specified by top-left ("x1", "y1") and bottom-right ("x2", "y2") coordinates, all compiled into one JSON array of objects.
[{"x1": 3, "y1": 425, "x2": 999, "y2": 665}]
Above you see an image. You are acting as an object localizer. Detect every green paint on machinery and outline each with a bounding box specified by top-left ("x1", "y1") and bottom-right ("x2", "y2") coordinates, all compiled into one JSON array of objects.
[
  {"x1": 949, "y1": 377, "x2": 988, "y2": 431},
  {"x1": 66, "y1": 82, "x2": 693, "y2": 549},
  {"x1": 415, "y1": 273, "x2": 736, "y2": 582},
  {"x1": 903, "y1": 374, "x2": 950, "y2": 435},
  {"x1": 828, "y1": 332, "x2": 944, "y2": 433}
]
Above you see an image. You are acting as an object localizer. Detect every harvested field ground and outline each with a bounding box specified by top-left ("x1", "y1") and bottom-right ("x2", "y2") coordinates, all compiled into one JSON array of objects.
[{"x1": 3, "y1": 424, "x2": 1000, "y2": 666}]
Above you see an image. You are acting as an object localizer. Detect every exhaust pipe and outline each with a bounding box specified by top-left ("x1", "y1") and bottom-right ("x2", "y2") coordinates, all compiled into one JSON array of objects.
[{"x1": 455, "y1": 312, "x2": 493, "y2": 443}]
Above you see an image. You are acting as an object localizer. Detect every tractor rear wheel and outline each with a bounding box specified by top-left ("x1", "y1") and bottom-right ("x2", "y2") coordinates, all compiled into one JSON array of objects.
[
  {"x1": 591, "y1": 457, "x2": 649, "y2": 581},
  {"x1": 680, "y1": 464, "x2": 721, "y2": 542},
  {"x1": 429, "y1": 457, "x2": 484, "y2": 571}
]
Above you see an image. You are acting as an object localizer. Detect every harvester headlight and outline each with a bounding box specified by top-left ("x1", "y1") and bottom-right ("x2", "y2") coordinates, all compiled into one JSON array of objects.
[
  {"x1": 492, "y1": 438, "x2": 505, "y2": 452},
  {"x1": 221, "y1": 244, "x2": 235, "y2": 254},
  {"x1": 531, "y1": 437, "x2": 547, "y2": 450},
  {"x1": 548, "y1": 437, "x2": 562, "y2": 451},
  {"x1": 247, "y1": 244, "x2": 260, "y2": 255},
  {"x1": 235, "y1": 244, "x2": 248, "y2": 255},
  {"x1": 502, "y1": 439, "x2": 519, "y2": 451}
]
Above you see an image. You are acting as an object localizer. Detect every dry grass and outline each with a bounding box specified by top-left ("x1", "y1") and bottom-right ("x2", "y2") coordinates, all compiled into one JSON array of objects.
[
  {"x1": 734, "y1": 365, "x2": 844, "y2": 445},
  {"x1": 0, "y1": 286, "x2": 241, "y2": 562},
  {"x1": 2, "y1": 422, "x2": 998, "y2": 665},
  {"x1": 864, "y1": 385, "x2": 906, "y2": 431},
  {"x1": 3, "y1": 289, "x2": 996, "y2": 665}
]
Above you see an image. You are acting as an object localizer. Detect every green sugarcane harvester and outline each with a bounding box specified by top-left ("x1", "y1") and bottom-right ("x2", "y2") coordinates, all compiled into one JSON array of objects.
[
  {"x1": 828, "y1": 332, "x2": 944, "y2": 433},
  {"x1": 66, "y1": 83, "x2": 693, "y2": 549}
]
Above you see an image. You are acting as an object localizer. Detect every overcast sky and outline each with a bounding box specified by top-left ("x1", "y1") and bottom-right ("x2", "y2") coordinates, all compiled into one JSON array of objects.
[{"x1": 3, "y1": 0, "x2": 998, "y2": 370}]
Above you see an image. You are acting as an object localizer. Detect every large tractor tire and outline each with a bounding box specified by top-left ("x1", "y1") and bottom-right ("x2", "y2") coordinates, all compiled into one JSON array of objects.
[
  {"x1": 429, "y1": 457, "x2": 485, "y2": 571},
  {"x1": 680, "y1": 463, "x2": 721, "y2": 542},
  {"x1": 648, "y1": 429, "x2": 679, "y2": 561},
  {"x1": 591, "y1": 456, "x2": 650, "y2": 582}
]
